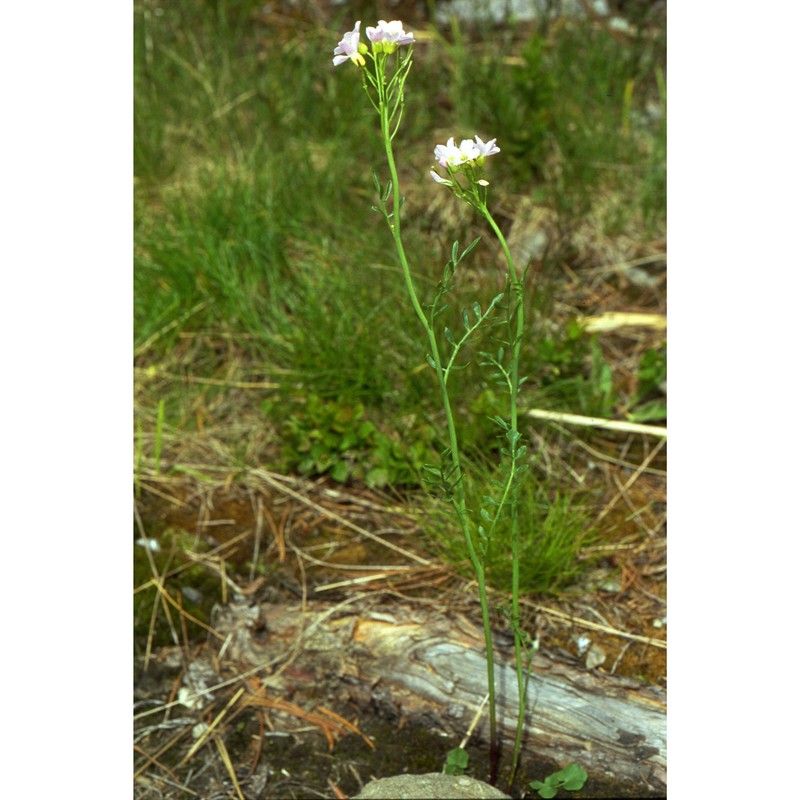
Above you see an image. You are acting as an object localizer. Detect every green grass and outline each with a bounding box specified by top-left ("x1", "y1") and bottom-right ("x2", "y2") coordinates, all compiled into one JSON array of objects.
[
  {"x1": 433, "y1": 13, "x2": 666, "y2": 227},
  {"x1": 424, "y1": 456, "x2": 598, "y2": 595},
  {"x1": 134, "y1": 1, "x2": 665, "y2": 593}
]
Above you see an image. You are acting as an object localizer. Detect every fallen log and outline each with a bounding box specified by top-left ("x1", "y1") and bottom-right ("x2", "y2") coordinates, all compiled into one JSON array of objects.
[{"x1": 212, "y1": 597, "x2": 666, "y2": 796}]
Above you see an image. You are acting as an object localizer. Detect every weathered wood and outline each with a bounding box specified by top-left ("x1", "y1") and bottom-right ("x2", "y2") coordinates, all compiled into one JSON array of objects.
[{"x1": 212, "y1": 599, "x2": 666, "y2": 795}]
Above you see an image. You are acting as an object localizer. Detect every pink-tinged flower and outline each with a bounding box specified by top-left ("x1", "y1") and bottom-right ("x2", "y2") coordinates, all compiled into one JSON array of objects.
[
  {"x1": 473, "y1": 135, "x2": 500, "y2": 159},
  {"x1": 366, "y1": 20, "x2": 415, "y2": 52},
  {"x1": 333, "y1": 21, "x2": 366, "y2": 67},
  {"x1": 434, "y1": 137, "x2": 481, "y2": 168}
]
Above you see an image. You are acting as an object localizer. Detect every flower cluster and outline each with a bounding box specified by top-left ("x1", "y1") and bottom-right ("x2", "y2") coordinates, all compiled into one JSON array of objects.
[
  {"x1": 333, "y1": 20, "x2": 415, "y2": 66},
  {"x1": 430, "y1": 136, "x2": 500, "y2": 186},
  {"x1": 366, "y1": 20, "x2": 415, "y2": 53}
]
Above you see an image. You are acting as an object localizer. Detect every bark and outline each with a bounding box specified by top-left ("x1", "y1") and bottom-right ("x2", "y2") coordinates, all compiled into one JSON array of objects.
[{"x1": 213, "y1": 599, "x2": 666, "y2": 795}]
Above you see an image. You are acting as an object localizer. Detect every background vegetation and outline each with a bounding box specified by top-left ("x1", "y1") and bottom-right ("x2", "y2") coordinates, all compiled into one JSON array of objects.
[{"x1": 134, "y1": 0, "x2": 666, "y2": 597}]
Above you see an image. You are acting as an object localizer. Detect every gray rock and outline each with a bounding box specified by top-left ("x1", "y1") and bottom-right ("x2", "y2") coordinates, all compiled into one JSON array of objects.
[{"x1": 353, "y1": 772, "x2": 510, "y2": 799}]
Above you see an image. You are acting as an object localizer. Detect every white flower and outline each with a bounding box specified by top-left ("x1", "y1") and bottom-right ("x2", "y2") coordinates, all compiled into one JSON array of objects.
[
  {"x1": 366, "y1": 20, "x2": 415, "y2": 52},
  {"x1": 430, "y1": 135, "x2": 500, "y2": 189},
  {"x1": 434, "y1": 137, "x2": 480, "y2": 168},
  {"x1": 473, "y1": 135, "x2": 500, "y2": 159},
  {"x1": 333, "y1": 21, "x2": 366, "y2": 67}
]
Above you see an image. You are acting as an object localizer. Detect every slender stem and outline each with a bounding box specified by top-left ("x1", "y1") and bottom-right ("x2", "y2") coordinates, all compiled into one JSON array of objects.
[
  {"x1": 481, "y1": 205, "x2": 527, "y2": 787},
  {"x1": 378, "y1": 79, "x2": 499, "y2": 782}
]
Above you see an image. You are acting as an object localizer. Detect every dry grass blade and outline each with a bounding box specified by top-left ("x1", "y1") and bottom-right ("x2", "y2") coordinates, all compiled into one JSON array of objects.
[
  {"x1": 135, "y1": 366, "x2": 279, "y2": 390},
  {"x1": 214, "y1": 735, "x2": 245, "y2": 800},
  {"x1": 578, "y1": 312, "x2": 666, "y2": 333},
  {"x1": 317, "y1": 706, "x2": 375, "y2": 750},
  {"x1": 241, "y1": 693, "x2": 347, "y2": 750},
  {"x1": 455, "y1": 692, "x2": 490, "y2": 753},
  {"x1": 570, "y1": 434, "x2": 667, "y2": 476},
  {"x1": 134, "y1": 301, "x2": 206, "y2": 356},
  {"x1": 313, "y1": 568, "x2": 434, "y2": 593},
  {"x1": 135, "y1": 504, "x2": 184, "y2": 669},
  {"x1": 249, "y1": 491, "x2": 264, "y2": 583},
  {"x1": 295, "y1": 549, "x2": 421, "y2": 572},
  {"x1": 134, "y1": 725, "x2": 193, "y2": 780},
  {"x1": 526, "y1": 407, "x2": 666, "y2": 438},
  {"x1": 153, "y1": 579, "x2": 227, "y2": 642},
  {"x1": 596, "y1": 438, "x2": 666, "y2": 524},
  {"x1": 134, "y1": 743, "x2": 182, "y2": 784},
  {"x1": 180, "y1": 687, "x2": 245, "y2": 765},
  {"x1": 136, "y1": 480, "x2": 190, "y2": 507},
  {"x1": 135, "y1": 660, "x2": 277, "y2": 723},
  {"x1": 252, "y1": 468, "x2": 432, "y2": 566},
  {"x1": 525, "y1": 599, "x2": 666, "y2": 649}
]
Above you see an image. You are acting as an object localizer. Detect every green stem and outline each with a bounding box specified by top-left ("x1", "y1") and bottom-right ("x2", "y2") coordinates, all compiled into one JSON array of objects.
[
  {"x1": 481, "y1": 204, "x2": 527, "y2": 788},
  {"x1": 378, "y1": 87, "x2": 499, "y2": 783}
]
